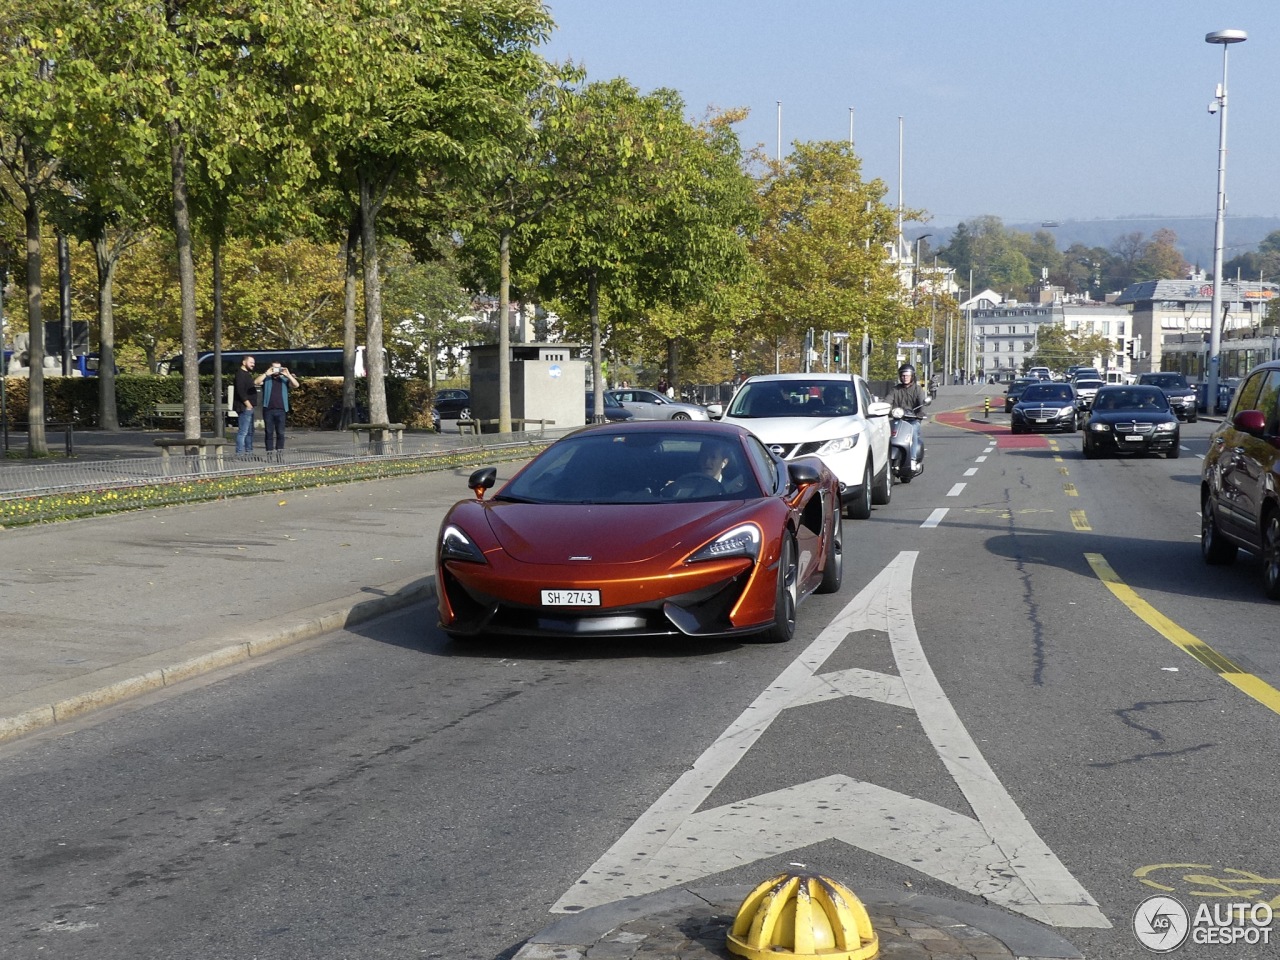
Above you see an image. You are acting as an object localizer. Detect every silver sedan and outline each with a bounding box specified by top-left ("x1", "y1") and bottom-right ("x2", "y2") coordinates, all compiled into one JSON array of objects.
[{"x1": 607, "y1": 388, "x2": 710, "y2": 421}]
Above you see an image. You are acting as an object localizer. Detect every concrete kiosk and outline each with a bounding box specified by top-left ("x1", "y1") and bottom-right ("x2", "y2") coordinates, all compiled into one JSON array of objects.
[{"x1": 468, "y1": 342, "x2": 587, "y2": 432}]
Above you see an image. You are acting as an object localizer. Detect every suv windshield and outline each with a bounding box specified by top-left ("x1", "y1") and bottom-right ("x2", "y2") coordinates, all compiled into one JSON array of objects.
[
  {"x1": 1020, "y1": 384, "x2": 1074, "y2": 403},
  {"x1": 1093, "y1": 387, "x2": 1169, "y2": 412},
  {"x1": 726, "y1": 380, "x2": 859, "y2": 418}
]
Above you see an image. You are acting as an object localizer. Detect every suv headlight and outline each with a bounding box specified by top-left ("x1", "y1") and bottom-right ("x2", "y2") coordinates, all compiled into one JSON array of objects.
[
  {"x1": 817, "y1": 434, "x2": 859, "y2": 456},
  {"x1": 1089, "y1": 422, "x2": 1112, "y2": 432},
  {"x1": 1155, "y1": 421, "x2": 1178, "y2": 432}
]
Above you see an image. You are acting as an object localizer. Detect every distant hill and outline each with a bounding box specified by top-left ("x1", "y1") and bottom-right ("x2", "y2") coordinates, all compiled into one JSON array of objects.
[{"x1": 924, "y1": 217, "x2": 1280, "y2": 274}]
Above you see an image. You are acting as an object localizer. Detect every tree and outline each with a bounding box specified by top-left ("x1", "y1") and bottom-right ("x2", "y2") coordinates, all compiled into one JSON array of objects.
[
  {"x1": 750, "y1": 140, "x2": 903, "y2": 373},
  {"x1": 300, "y1": 0, "x2": 552, "y2": 428},
  {"x1": 530, "y1": 79, "x2": 756, "y2": 419},
  {"x1": 381, "y1": 241, "x2": 471, "y2": 382}
]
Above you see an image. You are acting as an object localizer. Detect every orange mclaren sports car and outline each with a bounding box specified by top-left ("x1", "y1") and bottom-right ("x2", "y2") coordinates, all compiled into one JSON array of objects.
[{"x1": 435, "y1": 420, "x2": 843, "y2": 643}]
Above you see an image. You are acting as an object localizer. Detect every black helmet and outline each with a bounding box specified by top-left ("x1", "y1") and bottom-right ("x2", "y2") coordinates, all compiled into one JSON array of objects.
[{"x1": 898, "y1": 363, "x2": 915, "y2": 377}]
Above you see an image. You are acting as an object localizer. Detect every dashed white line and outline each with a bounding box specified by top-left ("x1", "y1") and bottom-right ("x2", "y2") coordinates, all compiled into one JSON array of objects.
[
  {"x1": 964, "y1": 467, "x2": 978, "y2": 476},
  {"x1": 947, "y1": 483, "x2": 966, "y2": 497},
  {"x1": 975, "y1": 455, "x2": 988, "y2": 462},
  {"x1": 921, "y1": 508, "x2": 948, "y2": 528}
]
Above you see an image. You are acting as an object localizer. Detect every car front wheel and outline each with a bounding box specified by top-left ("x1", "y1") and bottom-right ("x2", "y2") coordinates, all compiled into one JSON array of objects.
[
  {"x1": 670, "y1": 412, "x2": 691, "y2": 420},
  {"x1": 1201, "y1": 497, "x2": 1238, "y2": 565},
  {"x1": 1263, "y1": 510, "x2": 1280, "y2": 600},
  {"x1": 847, "y1": 461, "x2": 873, "y2": 519},
  {"x1": 760, "y1": 535, "x2": 798, "y2": 643}
]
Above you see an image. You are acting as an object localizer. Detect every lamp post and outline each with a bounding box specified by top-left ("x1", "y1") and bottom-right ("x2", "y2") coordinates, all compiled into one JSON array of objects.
[
  {"x1": 1206, "y1": 28, "x2": 1246, "y2": 415},
  {"x1": 913, "y1": 234, "x2": 932, "y2": 289}
]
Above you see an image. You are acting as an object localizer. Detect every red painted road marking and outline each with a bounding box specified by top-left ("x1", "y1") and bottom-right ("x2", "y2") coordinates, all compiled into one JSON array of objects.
[{"x1": 933, "y1": 408, "x2": 1051, "y2": 449}]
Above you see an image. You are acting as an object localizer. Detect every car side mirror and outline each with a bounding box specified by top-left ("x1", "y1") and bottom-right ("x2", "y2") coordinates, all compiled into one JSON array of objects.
[
  {"x1": 787, "y1": 460, "x2": 823, "y2": 487},
  {"x1": 866, "y1": 401, "x2": 892, "y2": 417},
  {"x1": 1233, "y1": 409, "x2": 1266, "y2": 437},
  {"x1": 468, "y1": 466, "x2": 498, "y2": 498}
]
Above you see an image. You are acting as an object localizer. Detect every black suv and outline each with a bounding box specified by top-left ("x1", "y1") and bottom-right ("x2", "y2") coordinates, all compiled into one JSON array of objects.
[
  {"x1": 1201, "y1": 360, "x2": 1280, "y2": 598},
  {"x1": 1138, "y1": 372, "x2": 1198, "y2": 422}
]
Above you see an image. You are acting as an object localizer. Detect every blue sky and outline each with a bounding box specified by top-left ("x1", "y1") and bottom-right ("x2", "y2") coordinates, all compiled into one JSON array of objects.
[{"x1": 542, "y1": 1, "x2": 1280, "y2": 230}]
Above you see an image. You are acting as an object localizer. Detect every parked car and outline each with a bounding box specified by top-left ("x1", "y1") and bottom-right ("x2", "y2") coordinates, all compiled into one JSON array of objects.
[
  {"x1": 435, "y1": 420, "x2": 843, "y2": 642},
  {"x1": 1004, "y1": 378, "x2": 1037, "y2": 413},
  {"x1": 1010, "y1": 382, "x2": 1078, "y2": 433},
  {"x1": 1072, "y1": 378, "x2": 1105, "y2": 412},
  {"x1": 432, "y1": 388, "x2": 471, "y2": 421},
  {"x1": 718, "y1": 373, "x2": 892, "y2": 520},
  {"x1": 1201, "y1": 360, "x2": 1280, "y2": 598},
  {"x1": 1082, "y1": 385, "x2": 1180, "y2": 459},
  {"x1": 1138, "y1": 372, "x2": 1198, "y2": 422},
  {"x1": 606, "y1": 387, "x2": 709, "y2": 421},
  {"x1": 586, "y1": 390, "x2": 634, "y2": 422}
]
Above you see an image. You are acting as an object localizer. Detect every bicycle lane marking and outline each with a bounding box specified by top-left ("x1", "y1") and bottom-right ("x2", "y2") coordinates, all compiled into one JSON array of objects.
[{"x1": 1085, "y1": 553, "x2": 1280, "y2": 717}]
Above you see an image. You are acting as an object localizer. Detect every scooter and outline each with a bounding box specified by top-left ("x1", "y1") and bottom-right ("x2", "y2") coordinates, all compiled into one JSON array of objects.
[{"x1": 889, "y1": 398, "x2": 930, "y2": 483}]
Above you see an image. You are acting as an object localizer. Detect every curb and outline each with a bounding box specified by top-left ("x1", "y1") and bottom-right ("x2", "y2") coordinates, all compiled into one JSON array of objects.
[
  {"x1": 0, "y1": 576, "x2": 434, "y2": 745},
  {"x1": 513, "y1": 884, "x2": 1085, "y2": 960}
]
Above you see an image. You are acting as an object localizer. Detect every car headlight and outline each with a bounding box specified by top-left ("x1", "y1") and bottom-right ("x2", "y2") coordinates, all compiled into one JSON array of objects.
[
  {"x1": 1155, "y1": 421, "x2": 1178, "y2": 432},
  {"x1": 440, "y1": 524, "x2": 486, "y2": 563},
  {"x1": 1089, "y1": 422, "x2": 1112, "y2": 432},
  {"x1": 687, "y1": 523, "x2": 761, "y2": 563},
  {"x1": 816, "y1": 434, "x2": 858, "y2": 456},
  {"x1": 1060, "y1": 406, "x2": 1075, "y2": 417}
]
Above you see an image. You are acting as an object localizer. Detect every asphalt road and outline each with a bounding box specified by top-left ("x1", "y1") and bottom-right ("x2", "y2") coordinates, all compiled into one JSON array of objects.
[{"x1": 3, "y1": 393, "x2": 1278, "y2": 960}]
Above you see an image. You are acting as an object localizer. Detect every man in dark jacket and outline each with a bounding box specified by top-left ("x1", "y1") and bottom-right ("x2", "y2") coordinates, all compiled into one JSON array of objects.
[
  {"x1": 233, "y1": 356, "x2": 258, "y2": 454},
  {"x1": 888, "y1": 363, "x2": 928, "y2": 469}
]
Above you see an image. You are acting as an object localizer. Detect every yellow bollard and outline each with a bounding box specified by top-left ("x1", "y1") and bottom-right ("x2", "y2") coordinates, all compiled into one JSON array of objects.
[
  {"x1": 984, "y1": 397, "x2": 990, "y2": 417},
  {"x1": 727, "y1": 873, "x2": 879, "y2": 960}
]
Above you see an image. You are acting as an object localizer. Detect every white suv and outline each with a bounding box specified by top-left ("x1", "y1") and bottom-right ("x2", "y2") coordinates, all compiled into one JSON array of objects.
[{"x1": 720, "y1": 373, "x2": 892, "y2": 519}]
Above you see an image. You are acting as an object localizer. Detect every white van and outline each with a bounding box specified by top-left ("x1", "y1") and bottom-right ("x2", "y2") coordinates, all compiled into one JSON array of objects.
[{"x1": 1104, "y1": 369, "x2": 1128, "y2": 385}]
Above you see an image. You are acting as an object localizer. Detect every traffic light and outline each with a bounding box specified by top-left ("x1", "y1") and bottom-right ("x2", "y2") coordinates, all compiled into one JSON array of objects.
[
  {"x1": 1126, "y1": 339, "x2": 1135, "y2": 359},
  {"x1": 832, "y1": 340, "x2": 843, "y2": 365}
]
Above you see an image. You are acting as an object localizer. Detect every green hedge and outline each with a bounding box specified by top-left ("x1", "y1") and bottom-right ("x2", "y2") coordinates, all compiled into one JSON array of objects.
[{"x1": 0, "y1": 375, "x2": 437, "y2": 431}]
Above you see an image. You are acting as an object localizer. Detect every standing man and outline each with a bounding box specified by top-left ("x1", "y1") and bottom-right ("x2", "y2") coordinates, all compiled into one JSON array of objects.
[
  {"x1": 234, "y1": 355, "x2": 258, "y2": 455},
  {"x1": 259, "y1": 361, "x2": 300, "y2": 457}
]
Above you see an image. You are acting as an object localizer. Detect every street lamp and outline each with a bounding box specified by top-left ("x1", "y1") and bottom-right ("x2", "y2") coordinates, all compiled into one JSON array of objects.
[
  {"x1": 913, "y1": 234, "x2": 932, "y2": 289},
  {"x1": 1206, "y1": 28, "x2": 1246, "y2": 415}
]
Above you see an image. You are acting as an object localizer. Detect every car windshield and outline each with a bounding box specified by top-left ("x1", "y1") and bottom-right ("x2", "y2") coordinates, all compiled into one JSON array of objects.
[
  {"x1": 500, "y1": 431, "x2": 765, "y2": 504},
  {"x1": 1020, "y1": 384, "x2": 1074, "y2": 402},
  {"x1": 1140, "y1": 374, "x2": 1189, "y2": 389},
  {"x1": 727, "y1": 380, "x2": 858, "y2": 418},
  {"x1": 1075, "y1": 380, "x2": 1104, "y2": 390},
  {"x1": 1092, "y1": 388, "x2": 1169, "y2": 412}
]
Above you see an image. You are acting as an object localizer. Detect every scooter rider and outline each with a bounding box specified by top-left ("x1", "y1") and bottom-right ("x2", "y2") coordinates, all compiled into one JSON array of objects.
[{"x1": 888, "y1": 363, "x2": 928, "y2": 469}]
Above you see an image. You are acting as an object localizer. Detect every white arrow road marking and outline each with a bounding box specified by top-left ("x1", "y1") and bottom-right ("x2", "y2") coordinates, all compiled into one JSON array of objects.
[{"x1": 553, "y1": 552, "x2": 1110, "y2": 929}]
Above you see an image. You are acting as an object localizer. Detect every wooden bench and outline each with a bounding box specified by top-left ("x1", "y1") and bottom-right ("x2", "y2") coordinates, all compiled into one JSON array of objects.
[
  {"x1": 153, "y1": 437, "x2": 230, "y2": 471},
  {"x1": 148, "y1": 402, "x2": 217, "y2": 429},
  {"x1": 347, "y1": 422, "x2": 405, "y2": 454},
  {"x1": 455, "y1": 418, "x2": 555, "y2": 436}
]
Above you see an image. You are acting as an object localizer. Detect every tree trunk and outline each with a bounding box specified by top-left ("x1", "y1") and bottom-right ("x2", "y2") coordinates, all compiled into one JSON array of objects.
[
  {"x1": 22, "y1": 168, "x2": 47, "y2": 456},
  {"x1": 589, "y1": 269, "x2": 602, "y2": 422},
  {"x1": 498, "y1": 227, "x2": 511, "y2": 432},
  {"x1": 359, "y1": 173, "x2": 388, "y2": 425},
  {"x1": 211, "y1": 230, "x2": 224, "y2": 436},
  {"x1": 341, "y1": 210, "x2": 360, "y2": 429},
  {"x1": 168, "y1": 117, "x2": 200, "y2": 440},
  {"x1": 93, "y1": 230, "x2": 120, "y2": 431}
]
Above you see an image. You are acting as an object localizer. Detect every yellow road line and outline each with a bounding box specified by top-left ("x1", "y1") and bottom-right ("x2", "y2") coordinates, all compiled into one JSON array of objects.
[
  {"x1": 1063, "y1": 483, "x2": 1078, "y2": 497},
  {"x1": 1086, "y1": 553, "x2": 1280, "y2": 716},
  {"x1": 1070, "y1": 510, "x2": 1091, "y2": 531}
]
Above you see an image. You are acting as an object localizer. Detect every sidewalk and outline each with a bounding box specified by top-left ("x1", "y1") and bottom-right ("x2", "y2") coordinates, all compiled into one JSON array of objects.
[{"x1": 0, "y1": 425, "x2": 565, "y2": 742}]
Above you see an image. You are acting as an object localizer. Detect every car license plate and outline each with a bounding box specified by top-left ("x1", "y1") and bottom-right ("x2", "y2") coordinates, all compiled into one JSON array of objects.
[
  {"x1": 1125, "y1": 434, "x2": 1142, "y2": 441},
  {"x1": 1034, "y1": 418, "x2": 1048, "y2": 424},
  {"x1": 541, "y1": 589, "x2": 600, "y2": 606}
]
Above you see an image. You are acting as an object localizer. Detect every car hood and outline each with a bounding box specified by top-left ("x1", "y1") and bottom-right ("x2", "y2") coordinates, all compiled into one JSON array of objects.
[
  {"x1": 722, "y1": 415, "x2": 864, "y2": 442},
  {"x1": 480, "y1": 500, "x2": 750, "y2": 564}
]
